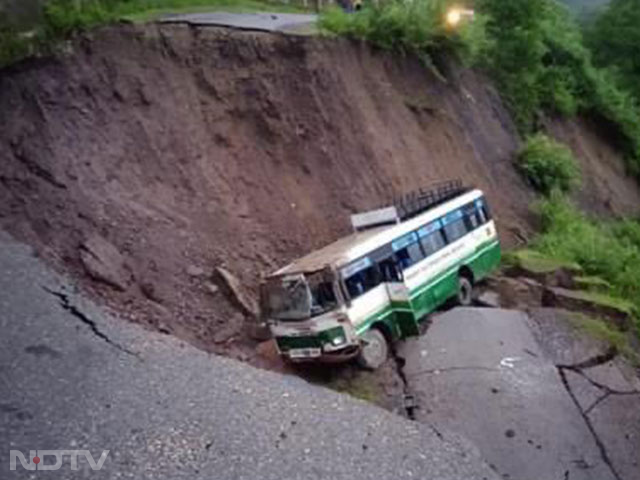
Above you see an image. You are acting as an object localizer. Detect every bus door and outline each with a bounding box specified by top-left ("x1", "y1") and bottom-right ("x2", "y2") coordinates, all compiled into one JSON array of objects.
[{"x1": 378, "y1": 257, "x2": 419, "y2": 338}]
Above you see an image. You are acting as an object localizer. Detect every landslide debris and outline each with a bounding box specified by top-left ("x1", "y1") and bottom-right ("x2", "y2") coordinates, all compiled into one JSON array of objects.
[{"x1": 0, "y1": 24, "x2": 638, "y2": 363}]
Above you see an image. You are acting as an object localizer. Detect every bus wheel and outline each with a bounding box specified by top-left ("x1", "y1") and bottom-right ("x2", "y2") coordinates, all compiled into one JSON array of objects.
[
  {"x1": 357, "y1": 328, "x2": 388, "y2": 370},
  {"x1": 457, "y1": 275, "x2": 473, "y2": 306}
]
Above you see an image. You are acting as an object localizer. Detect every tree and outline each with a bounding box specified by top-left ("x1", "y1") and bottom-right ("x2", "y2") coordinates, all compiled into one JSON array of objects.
[
  {"x1": 587, "y1": 0, "x2": 640, "y2": 101},
  {"x1": 478, "y1": 0, "x2": 548, "y2": 131}
]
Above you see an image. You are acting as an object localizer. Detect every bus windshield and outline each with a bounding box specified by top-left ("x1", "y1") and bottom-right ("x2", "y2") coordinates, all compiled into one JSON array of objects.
[{"x1": 263, "y1": 273, "x2": 338, "y2": 321}]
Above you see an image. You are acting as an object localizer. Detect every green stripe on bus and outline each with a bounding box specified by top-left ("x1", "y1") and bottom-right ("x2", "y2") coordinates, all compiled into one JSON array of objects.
[
  {"x1": 353, "y1": 240, "x2": 500, "y2": 337},
  {"x1": 408, "y1": 239, "x2": 499, "y2": 300}
]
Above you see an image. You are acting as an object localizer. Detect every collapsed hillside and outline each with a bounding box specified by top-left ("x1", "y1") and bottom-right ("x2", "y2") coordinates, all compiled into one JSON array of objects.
[{"x1": 0, "y1": 24, "x2": 638, "y2": 362}]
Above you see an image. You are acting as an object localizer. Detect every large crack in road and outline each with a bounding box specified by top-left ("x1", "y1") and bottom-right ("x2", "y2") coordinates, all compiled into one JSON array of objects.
[
  {"x1": 43, "y1": 285, "x2": 140, "y2": 358},
  {"x1": 556, "y1": 348, "x2": 640, "y2": 480},
  {"x1": 389, "y1": 346, "x2": 419, "y2": 420},
  {"x1": 393, "y1": 307, "x2": 640, "y2": 480},
  {"x1": 1, "y1": 233, "x2": 501, "y2": 480}
]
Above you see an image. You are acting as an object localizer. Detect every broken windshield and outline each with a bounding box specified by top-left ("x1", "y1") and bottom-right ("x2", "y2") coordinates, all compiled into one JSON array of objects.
[
  {"x1": 264, "y1": 275, "x2": 311, "y2": 321},
  {"x1": 307, "y1": 272, "x2": 338, "y2": 317},
  {"x1": 263, "y1": 273, "x2": 338, "y2": 321}
]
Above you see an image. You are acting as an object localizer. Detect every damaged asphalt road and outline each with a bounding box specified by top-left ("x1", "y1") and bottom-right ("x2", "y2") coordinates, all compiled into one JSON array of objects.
[
  {"x1": 0, "y1": 231, "x2": 499, "y2": 480},
  {"x1": 2, "y1": 228, "x2": 638, "y2": 480},
  {"x1": 398, "y1": 308, "x2": 640, "y2": 480}
]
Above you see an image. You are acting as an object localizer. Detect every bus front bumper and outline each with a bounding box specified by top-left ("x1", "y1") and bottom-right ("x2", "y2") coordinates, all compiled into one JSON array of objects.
[
  {"x1": 273, "y1": 326, "x2": 360, "y2": 364},
  {"x1": 280, "y1": 344, "x2": 360, "y2": 364}
]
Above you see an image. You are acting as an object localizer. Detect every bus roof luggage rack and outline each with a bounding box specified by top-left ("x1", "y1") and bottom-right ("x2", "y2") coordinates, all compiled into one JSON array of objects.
[
  {"x1": 351, "y1": 180, "x2": 469, "y2": 232},
  {"x1": 393, "y1": 179, "x2": 469, "y2": 222}
]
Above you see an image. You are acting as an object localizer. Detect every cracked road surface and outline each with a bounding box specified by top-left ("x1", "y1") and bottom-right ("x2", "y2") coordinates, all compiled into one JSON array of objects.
[
  {"x1": 399, "y1": 308, "x2": 640, "y2": 480},
  {"x1": 0, "y1": 231, "x2": 499, "y2": 480}
]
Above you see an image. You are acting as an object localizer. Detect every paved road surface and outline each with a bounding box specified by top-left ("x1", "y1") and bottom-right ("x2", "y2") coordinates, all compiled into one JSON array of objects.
[
  {"x1": 0, "y1": 232, "x2": 497, "y2": 479},
  {"x1": 160, "y1": 12, "x2": 318, "y2": 34},
  {"x1": 399, "y1": 308, "x2": 640, "y2": 480}
]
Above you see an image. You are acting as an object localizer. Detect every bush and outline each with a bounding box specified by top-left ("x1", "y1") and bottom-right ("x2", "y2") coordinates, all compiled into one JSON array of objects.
[
  {"x1": 475, "y1": 0, "x2": 547, "y2": 132},
  {"x1": 319, "y1": 0, "x2": 455, "y2": 60},
  {"x1": 586, "y1": 0, "x2": 640, "y2": 103},
  {"x1": 517, "y1": 134, "x2": 580, "y2": 195},
  {"x1": 42, "y1": 0, "x2": 119, "y2": 38}
]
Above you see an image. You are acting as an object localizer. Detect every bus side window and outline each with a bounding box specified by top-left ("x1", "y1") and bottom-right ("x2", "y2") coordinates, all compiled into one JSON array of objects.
[
  {"x1": 379, "y1": 257, "x2": 402, "y2": 282},
  {"x1": 418, "y1": 220, "x2": 447, "y2": 257},
  {"x1": 344, "y1": 265, "x2": 381, "y2": 299},
  {"x1": 420, "y1": 229, "x2": 446, "y2": 256},
  {"x1": 463, "y1": 202, "x2": 482, "y2": 231},
  {"x1": 391, "y1": 232, "x2": 423, "y2": 271},
  {"x1": 475, "y1": 197, "x2": 491, "y2": 224},
  {"x1": 395, "y1": 241, "x2": 424, "y2": 270},
  {"x1": 442, "y1": 209, "x2": 468, "y2": 243}
]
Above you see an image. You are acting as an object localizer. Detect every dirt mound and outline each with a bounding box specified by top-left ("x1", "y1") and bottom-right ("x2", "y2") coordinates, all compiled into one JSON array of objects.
[{"x1": 0, "y1": 25, "x2": 636, "y2": 361}]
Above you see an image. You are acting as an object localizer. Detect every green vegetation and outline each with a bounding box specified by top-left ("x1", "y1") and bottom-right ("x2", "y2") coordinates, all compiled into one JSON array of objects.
[
  {"x1": 476, "y1": 0, "x2": 640, "y2": 173},
  {"x1": 574, "y1": 275, "x2": 612, "y2": 292},
  {"x1": 560, "y1": 0, "x2": 610, "y2": 17},
  {"x1": 531, "y1": 194, "x2": 640, "y2": 332},
  {"x1": 325, "y1": 374, "x2": 382, "y2": 404},
  {"x1": 475, "y1": 0, "x2": 547, "y2": 131},
  {"x1": 0, "y1": 0, "x2": 305, "y2": 67},
  {"x1": 569, "y1": 289, "x2": 636, "y2": 316},
  {"x1": 0, "y1": 12, "x2": 33, "y2": 67},
  {"x1": 44, "y1": 0, "x2": 305, "y2": 32},
  {"x1": 568, "y1": 313, "x2": 639, "y2": 364},
  {"x1": 517, "y1": 134, "x2": 581, "y2": 195},
  {"x1": 320, "y1": 0, "x2": 640, "y2": 177},
  {"x1": 319, "y1": 0, "x2": 454, "y2": 63},
  {"x1": 586, "y1": 0, "x2": 640, "y2": 102},
  {"x1": 503, "y1": 248, "x2": 582, "y2": 274}
]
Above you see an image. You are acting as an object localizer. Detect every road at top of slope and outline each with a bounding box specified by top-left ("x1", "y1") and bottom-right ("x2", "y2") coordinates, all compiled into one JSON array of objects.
[
  {"x1": 0, "y1": 231, "x2": 498, "y2": 480},
  {"x1": 160, "y1": 12, "x2": 318, "y2": 33}
]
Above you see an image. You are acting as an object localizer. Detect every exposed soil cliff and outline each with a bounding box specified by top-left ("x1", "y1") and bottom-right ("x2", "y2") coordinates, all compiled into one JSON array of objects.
[{"x1": 0, "y1": 24, "x2": 637, "y2": 361}]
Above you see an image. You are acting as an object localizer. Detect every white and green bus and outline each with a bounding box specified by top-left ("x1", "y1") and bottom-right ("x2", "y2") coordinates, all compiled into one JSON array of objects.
[{"x1": 260, "y1": 183, "x2": 500, "y2": 369}]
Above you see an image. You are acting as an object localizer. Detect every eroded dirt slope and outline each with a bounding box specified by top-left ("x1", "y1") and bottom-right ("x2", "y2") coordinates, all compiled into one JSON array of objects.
[{"x1": 0, "y1": 25, "x2": 636, "y2": 361}]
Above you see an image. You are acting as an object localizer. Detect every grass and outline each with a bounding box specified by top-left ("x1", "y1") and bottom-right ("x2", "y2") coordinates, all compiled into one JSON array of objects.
[
  {"x1": 0, "y1": 0, "x2": 308, "y2": 67},
  {"x1": 325, "y1": 373, "x2": 383, "y2": 404},
  {"x1": 318, "y1": 0, "x2": 456, "y2": 63},
  {"x1": 568, "y1": 313, "x2": 639, "y2": 364},
  {"x1": 531, "y1": 194, "x2": 640, "y2": 335},
  {"x1": 568, "y1": 290, "x2": 636, "y2": 317},
  {"x1": 503, "y1": 249, "x2": 582, "y2": 274},
  {"x1": 504, "y1": 249, "x2": 633, "y2": 316},
  {"x1": 0, "y1": 22, "x2": 34, "y2": 67},
  {"x1": 574, "y1": 275, "x2": 612, "y2": 292}
]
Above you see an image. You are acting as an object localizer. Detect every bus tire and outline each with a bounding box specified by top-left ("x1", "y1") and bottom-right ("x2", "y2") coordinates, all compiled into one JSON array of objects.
[
  {"x1": 357, "y1": 328, "x2": 389, "y2": 370},
  {"x1": 457, "y1": 275, "x2": 473, "y2": 306}
]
